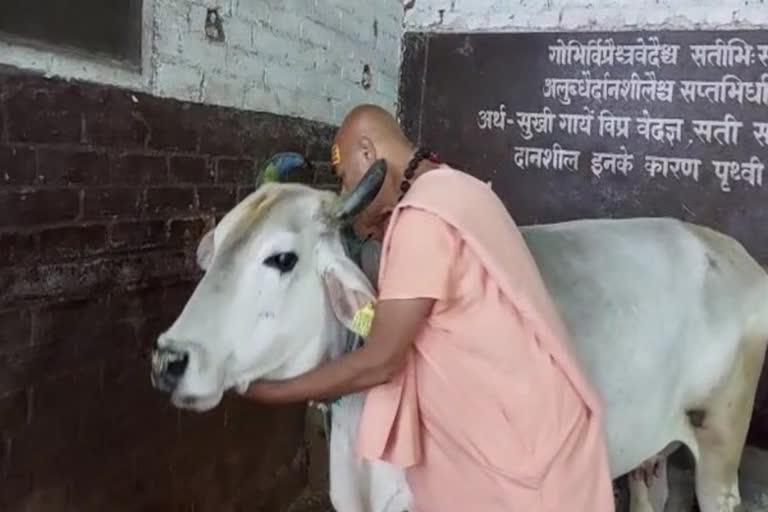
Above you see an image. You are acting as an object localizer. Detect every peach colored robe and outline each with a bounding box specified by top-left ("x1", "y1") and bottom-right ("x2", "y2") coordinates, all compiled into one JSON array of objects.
[{"x1": 356, "y1": 166, "x2": 615, "y2": 511}]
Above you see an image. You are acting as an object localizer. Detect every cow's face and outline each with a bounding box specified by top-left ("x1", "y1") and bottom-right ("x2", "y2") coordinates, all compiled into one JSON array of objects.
[{"x1": 150, "y1": 183, "x2": 375, "y2": 412}]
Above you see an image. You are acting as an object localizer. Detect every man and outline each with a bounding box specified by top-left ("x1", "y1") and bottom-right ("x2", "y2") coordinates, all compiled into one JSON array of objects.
[{"x1": 243, "y1": 104, "x2": 615, "y2": 511}]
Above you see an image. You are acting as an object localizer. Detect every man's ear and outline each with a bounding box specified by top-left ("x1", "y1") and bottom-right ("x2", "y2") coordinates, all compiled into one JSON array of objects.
[
  {"x1": 316, "y1": 238, "x2": 376, "y2": 332},
  {"x1": 196, "y1": 229, "x2": 215, "y2": 271},
  {"x1": 359, "y1": 135, "x2": 377, "y2": 165}
]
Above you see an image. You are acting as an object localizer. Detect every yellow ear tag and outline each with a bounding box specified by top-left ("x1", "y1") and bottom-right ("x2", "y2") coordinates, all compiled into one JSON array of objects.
[{"x1": 350, "y1": 301, "x2": 375, "y2": 337}]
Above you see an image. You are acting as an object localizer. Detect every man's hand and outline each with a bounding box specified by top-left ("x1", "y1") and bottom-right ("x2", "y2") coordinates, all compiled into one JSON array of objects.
[{"x1": 238, "y1": 297, "x2": 434, "y2": 404}]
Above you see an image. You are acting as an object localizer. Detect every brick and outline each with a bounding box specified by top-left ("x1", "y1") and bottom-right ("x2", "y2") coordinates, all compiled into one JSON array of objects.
[
  {"x1": 82, "y1": 188, "x2": 142, "y2": 219},
  {"x1": 243, "y1": 82, "x2": 280, "y2": 113},
  {"x1": 109, "y1": 286, "x2": 167, "y2": 325},
  {"x1": 145, "y1": 187, "x2": 196, "y2": 216},
  {"x1": 180, "y1": 33, "x2": 228, "y2": 73},
  {"x1": 0, "y1": 146, "x2": 36, "y2": 185},
  {"x1": 110, "y1": 220, "x2": 167, "y2": 250},
  {"x1": 339, "y1": 10, "x2": 373, "y2": 45},
  {"x1": 38, "y1": 224, "x2": 108, "y2": 262},
  {"x1": 0, "y1": 189, "x2": 80, "y2": 228},
  {"x1": 198, "y1": 186, "x2": 237, "y2": 213},
  {"x1": 202, "y1": 72, "x2": 248, "y2": 108},
  {"x1": 253, "y1": 30, "x2": 318, "y2": 70},
  {"x1": 313, "y1": 162, "x2": 340, "y2": 189},
  {"x1": 238, "y1": 113, "x2": 306, "y2": 160},
  {"x1": 226, "y1": 18, "x2": 254, "y2": 49},
  {"x1": 111, "y1": 153, "x2": 168, "y2": 185},
  {"x1": 199, "y1": 113, "x2": 246, "y2": 155},
  {"x1": 36, "y1": 148, "x2": 109, "y2": 186},
  {"x1": 309, "y1": 4, "x2": 343, "y2": 32},
  {"x1": 0, "y1": 231, "x2": 37, "y2": 267},
  {"x1": 169, "y1": 218, "x2": 208, "y2": 248},
  {"x1": 83, "y1": 89, "x2": 150, "y2": 149},
  {"x1": 216, "y1": 158, "x2": 255, "y2": 184},
  {"x1": 170, "y1": 155, "x2": 213, "y2": 184},
  {"x1": 376, "y1": 72, "x2": 398, "y2": 97},
  {"x1": 142, "y1": 101, "x2": 200, "y2": 152},
  {"x1": 263, "y1": 61, "x2": 298, "y2": 90},
  {"x1": 5, "y1": 85, "x2": 83, "y2": 144},
  {"x1": 1, "y1": 254, "x2": 198, "y2": 306},
  {"x1": 304, "y1": 129, "x2": 334, "y2": 163},
  {"x1": 235, "y1": 0, "x2": 272, "y2": 22},
  {"x1": 274, "y1": 88, "x2": 332, "y2": 124},
  {"x1": 154, "y1": 60, "x2": 204, "y2": 103},
  {"x1": 299, "y1": 19, "x2": 335, "y2": 50},
  {"x1": 237, "y1": 185, "x2": 255, "y2": 202}
]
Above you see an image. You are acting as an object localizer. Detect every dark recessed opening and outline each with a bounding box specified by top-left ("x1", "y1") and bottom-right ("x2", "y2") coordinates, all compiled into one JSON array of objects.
[
  {"x1": 0, "y1": 0, "x2": 144, "y2": 69},
  {"x1": 361, "y1": 64, "x2": 372, "y2": 90},
  {"x1": 205, "y1": 8, "x2": 226, "y2": 43}
]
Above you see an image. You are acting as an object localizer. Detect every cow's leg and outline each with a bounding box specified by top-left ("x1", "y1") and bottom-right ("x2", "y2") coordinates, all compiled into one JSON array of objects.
[
  {"x1": 628, "y1": 457, "x2": 669, "y2": 512},
  {"x1": 628, "y1": 440, "x2": 686, "y2": 512},
  {"x1": 628, "y1": 472, "x2": 655, "y2": 512},
  {"x1": 693, "y1": 339, "x2": 766, "y2": 512}
]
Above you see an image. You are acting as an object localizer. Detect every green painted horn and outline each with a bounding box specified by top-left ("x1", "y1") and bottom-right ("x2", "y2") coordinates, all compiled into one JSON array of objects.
[
  {"x1": 330, "y1": 159, "x2": 387, "y2": 222},
  {"x1": 255, "y1": 152, "x2": 311, "y2": 187}
]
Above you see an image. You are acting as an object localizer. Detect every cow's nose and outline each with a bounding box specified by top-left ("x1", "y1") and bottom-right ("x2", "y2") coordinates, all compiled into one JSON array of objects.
[{"x1": 150, "y1": 347, "x2": 189, "y2": 393}]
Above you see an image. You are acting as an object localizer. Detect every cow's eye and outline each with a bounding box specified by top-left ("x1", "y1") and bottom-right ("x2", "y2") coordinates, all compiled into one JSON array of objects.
[{"x1": 263, "y1": 252, "x2": 298, "y2": 273}]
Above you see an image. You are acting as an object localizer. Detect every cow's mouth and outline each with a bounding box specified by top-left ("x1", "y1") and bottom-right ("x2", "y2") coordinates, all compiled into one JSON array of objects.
[{"x1": 171, "y1": 391, "x2": 223, "y2": 412}]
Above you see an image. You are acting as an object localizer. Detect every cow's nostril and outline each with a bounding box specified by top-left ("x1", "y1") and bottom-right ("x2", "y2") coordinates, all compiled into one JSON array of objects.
[
  {"x1": 165, "y1": 352, "x2": 189, "y2": 377},
  {"x1": 151, "y1": 347, "x2": 189, "y2": 379}
]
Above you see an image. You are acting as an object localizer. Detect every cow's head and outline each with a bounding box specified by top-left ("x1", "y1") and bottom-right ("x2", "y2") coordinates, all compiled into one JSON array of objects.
[{"x1": 150, "y1": 153, "x2": 387, "y2": 411}]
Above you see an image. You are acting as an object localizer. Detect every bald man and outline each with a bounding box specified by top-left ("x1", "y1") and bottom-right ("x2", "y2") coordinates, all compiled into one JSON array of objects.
[{"x1": 244, "y1": 104, "x2": 615, "y2": 511}]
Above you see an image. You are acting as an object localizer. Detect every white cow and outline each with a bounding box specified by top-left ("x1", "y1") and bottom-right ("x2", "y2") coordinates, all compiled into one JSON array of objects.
[{"x1": 150, "y1": 156, "x2": 768, "y2": 512}]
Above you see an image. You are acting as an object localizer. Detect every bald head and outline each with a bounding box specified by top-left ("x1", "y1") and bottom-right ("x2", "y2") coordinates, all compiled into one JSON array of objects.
[
  {"x1": 331, "y1": 104, "x2": 416, "y2": 238},
  {"x1": 334, "y1": 104, "x2": 410, "y2": 151},
  {"x1": 332, "y1": 104, "x2": 414, "y2": 187}
]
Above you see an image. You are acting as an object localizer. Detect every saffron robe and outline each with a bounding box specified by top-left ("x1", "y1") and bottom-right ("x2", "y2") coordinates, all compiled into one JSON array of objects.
[{"x1": 356, "y1": 165, "x2": 615, "y2": 511}]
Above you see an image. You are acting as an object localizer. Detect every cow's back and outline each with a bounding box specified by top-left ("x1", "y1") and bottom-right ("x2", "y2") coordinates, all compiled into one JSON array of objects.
[{"x1": 519, "y1": 216, "x2": 768, "y2": 475}]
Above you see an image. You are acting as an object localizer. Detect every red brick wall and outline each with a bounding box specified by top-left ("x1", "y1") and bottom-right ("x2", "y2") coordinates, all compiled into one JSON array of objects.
[{"x1": 0, "y1": 67, "x2": 337, "y2": 511}]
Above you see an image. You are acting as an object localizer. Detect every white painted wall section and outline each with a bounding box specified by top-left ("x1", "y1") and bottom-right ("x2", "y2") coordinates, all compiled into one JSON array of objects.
[
  {"x1": 404, "y1": 0, "x2": 768, "y2": 32},
  {"x1": 0, "y1": 0, "x2": 404, "y2": 125}
]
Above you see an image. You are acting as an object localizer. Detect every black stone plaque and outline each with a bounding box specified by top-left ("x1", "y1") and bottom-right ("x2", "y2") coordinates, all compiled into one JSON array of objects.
[
  {"x1": 0, "y1": 0, "x2": 143, "y2": 67},
  {"x1": 399, "y1": 30, "x2": 768, "y2": 448},
  {"x1": 400, "y1": 30, "x2": 768, "y2": 261}
]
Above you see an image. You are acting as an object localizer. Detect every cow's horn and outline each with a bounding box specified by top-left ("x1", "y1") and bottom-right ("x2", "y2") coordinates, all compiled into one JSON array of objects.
[
  {"x1": 256, "y1": 152, "x2": 311, "y2": 186},
  {"x1": 330, "y1": 159, "x2": 387, "y2": 222}
]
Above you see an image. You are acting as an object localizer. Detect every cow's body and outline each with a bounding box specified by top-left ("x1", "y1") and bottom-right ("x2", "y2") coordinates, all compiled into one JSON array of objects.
[
  {"x1": 151, "y1": 179, "x2": 768, "y2": 512},
  {"x1": 327, "y1": 216, "x2": 768, "y2": 512}
]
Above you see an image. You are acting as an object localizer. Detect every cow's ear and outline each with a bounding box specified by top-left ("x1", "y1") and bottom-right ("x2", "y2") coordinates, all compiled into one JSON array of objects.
[
  {"x1": 196, "y1": 229, "x2": 215, "y2": 271},
  {"x1": 316, "y1": 239, "x2": 376, "y2": 333}
]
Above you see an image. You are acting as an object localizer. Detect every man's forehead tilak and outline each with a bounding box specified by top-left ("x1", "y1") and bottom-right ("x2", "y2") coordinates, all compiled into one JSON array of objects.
[{"x1": 331, "y1": 143, "x2": 341, "y2": 167}]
